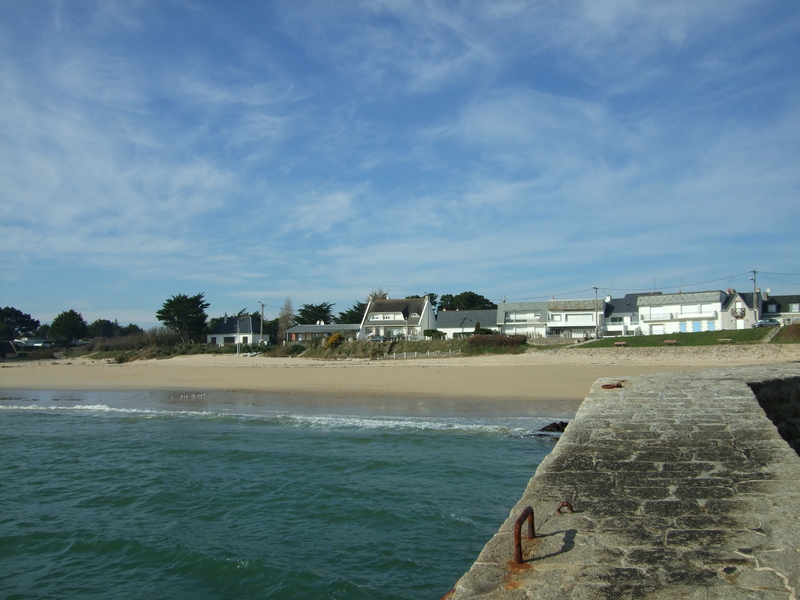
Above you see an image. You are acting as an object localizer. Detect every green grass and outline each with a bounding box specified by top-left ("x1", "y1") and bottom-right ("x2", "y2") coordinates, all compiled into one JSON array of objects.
[
  {"x1": 774, "y1": 324, "x2": 800, "y2": 344},
  {"x1": 579, "y1": 328, "x2": 771, "y2": 348}
]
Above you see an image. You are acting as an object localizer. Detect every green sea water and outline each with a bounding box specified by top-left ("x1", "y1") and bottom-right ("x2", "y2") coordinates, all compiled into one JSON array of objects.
[{"x1": 0, "y1": 390, "x2": 562, "y2": 599}]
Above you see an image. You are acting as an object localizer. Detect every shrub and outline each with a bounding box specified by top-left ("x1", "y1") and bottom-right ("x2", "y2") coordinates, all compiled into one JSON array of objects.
[
  {"x1": 467, "y1": 334, "x2": 526, "y2": 349},
  {"x1": 424, "y1": 329, "x2": 445, "y2": 339},
  {"x1": 325, "y1": 333, "x2": 344, "y2": 350}
]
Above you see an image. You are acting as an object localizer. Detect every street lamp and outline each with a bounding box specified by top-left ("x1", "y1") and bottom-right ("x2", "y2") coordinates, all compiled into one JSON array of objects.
[
  {"x1": 258, "y1": 300, "x2": 265, "y2": 345},
  {"x1": 749, "y1": 271, "x2": 759, "y2": 323}
]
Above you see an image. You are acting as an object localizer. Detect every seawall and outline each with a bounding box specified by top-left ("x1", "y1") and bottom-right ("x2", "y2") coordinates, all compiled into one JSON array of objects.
[{"x1": 446, "y1": 362, "x2": 800, "y2": 599}]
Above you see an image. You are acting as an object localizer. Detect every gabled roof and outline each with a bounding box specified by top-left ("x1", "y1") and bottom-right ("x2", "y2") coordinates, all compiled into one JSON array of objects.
[
  {"x1": 365, "y1": 298, "x2": 428, "y2": 326},
  {"x1": 763, "y1": 295, "x2": 800, "y2": 312},
  {"x1": 208, "y1": 316, "x2": 256, "y2": 336},
  {"x1": 637, "y1": 291, "x2": 725, "y2": 306},
  {"x1": 721, "y1": 291, "x2": 754, "y2": 310},
  {"x1": 436, "y1": 309, "x2": 497, "y2": 329},
  {"x1": 606, "y1": 294, "x2": 645, "y2": 316}
]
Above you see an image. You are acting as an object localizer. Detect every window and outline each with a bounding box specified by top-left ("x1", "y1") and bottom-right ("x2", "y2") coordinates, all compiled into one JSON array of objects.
[
  {"x1": 767, "y1": 305, "x2": 778, "y2": 313},
  {"x1": 410, "y1": 313, "x2": 419, "y2": 318},
  {"x1": 383, "y1": 315, "x2": 392, "y2": 320},
  {"x1": 790, "y1": 303, "x2": 800, "y2": 312},
  {"x1": 370, "y1": 314, "x2": 381, "y2": 321},
  {"x1": 551, "y1": 314, "x2": 562, "y2": 322}
]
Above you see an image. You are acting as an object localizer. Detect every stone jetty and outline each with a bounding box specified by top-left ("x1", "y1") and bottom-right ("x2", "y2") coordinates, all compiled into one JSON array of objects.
[{"x1": 445, "y1": 363, "x2": 800, "y2": 599}]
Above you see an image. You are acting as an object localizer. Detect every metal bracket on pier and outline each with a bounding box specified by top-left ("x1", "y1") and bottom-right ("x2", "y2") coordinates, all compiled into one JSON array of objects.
[{"x1": 513, "y1": 506, "x2": 535, "y2": 564}]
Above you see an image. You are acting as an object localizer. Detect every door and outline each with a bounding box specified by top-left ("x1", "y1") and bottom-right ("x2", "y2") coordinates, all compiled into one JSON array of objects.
[{"x1": 652, "y1": 324, "x2": 665, "y2": 335}]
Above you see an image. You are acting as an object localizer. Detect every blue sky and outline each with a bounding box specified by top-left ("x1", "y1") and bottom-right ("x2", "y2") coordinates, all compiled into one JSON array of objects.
[{"x1": 1, "y1": 1, "x2": 799, "y2": 328}]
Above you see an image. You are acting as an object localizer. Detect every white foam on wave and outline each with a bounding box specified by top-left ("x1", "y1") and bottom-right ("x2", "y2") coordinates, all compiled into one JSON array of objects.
[{"x1": 0, "y1": 402, "x2": 554, "y2": 435}]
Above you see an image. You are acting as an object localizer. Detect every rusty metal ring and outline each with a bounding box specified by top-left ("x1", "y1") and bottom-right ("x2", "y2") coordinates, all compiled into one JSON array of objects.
[{"x1": 556, "y1": 501, "x2": 574, "y2": 514}]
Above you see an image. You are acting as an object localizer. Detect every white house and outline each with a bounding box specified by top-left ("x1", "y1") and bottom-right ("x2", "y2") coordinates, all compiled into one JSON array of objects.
[
  {"x1": 436, "y1": 309, "x2": 498, "y2": 339},
  {"x1": 359, "y1": 296, "x2": 436, "y2": 341},
  {"x1": 207, "y1": 316, "x2": 267, "y2": 347},
  {"x1": 495, "y1": 301, "x2": 548, "y2": 338},
  {"x1": 547, "y1": 299, "x2": 605, "y2": 339},
  {"x1": 637, "y1": 291, "x2": 726, "y2": 335}
]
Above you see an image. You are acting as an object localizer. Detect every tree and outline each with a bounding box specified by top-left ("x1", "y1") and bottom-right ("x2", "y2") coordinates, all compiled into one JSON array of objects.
[
  {"x1": 369, "y1": 288, "x2": 389, "y2": 300},
  {"x1": 439, "y1": 291, "x2": 497, "y2": 311},
  {"x1": 262, "y1": 317, "x2": 279, "y2": 343},
  {"x1": 0, "y1": 307, "x2": 40, "y2": 339},
  {"x1": 117, "y1": 323, "x2": 143, "y2": 337},
  {"x1": 155, "y1": 293, "x2": 210, "y2": 343},
  {"x1": 335, "y1": 300, "x2": 367, "y2": 324},
  {"x1": 87, "y1": 318, "x2": 116, "y2": 338},
  {"x1": 277, "y1": 298, "x2": 294, "y2": 343},
  {"x1": 296, "y1": 302, "x2": 335, "y2": 325},
  {"x1": 50, "y1": 309, "x2": 88, "y2": 343}
]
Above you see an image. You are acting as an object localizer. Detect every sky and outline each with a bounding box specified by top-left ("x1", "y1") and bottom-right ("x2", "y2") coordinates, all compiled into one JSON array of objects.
[{"x1": 1, "y1": 1, "x2": 799, "y2": 328}]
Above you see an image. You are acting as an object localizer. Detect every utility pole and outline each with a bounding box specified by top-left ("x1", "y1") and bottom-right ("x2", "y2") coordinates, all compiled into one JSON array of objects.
[
  {"x1": 258, "y1": 300, "x2": 265, "y2": 346},
  {"x1": 751, "y1": 270, "x2": 759, "y2": 322},
  {"x1": 593, "y1": 286, "x2": 599, "y2": 339}
]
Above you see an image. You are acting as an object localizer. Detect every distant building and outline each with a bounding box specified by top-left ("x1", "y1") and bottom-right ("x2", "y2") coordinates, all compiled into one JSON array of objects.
[
  {"x1": 495, "y1": 302, "x2": 548, "y2": 338},
  {"x1": 359, "y1": 296, "x2": 436, "y2": 341},
  {"x1": 436, "y1": 309, "x2": 498, "y2": 339},
  {"x1": 762, "y1": 294, "x2": 800, "y2": 326},
  {"x1": 286, "y1": 323, "x2": 361, "y2": 343},
  {"x1": 206, "y1": 316, "x2": 267, "y2": 347},
  {"x1": 637, "y1": 291, "x2": 728, "y2": 335}
]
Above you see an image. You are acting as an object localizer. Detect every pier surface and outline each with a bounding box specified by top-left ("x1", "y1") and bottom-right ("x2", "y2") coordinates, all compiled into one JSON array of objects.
[{"x1": 447, "y1": 363, "x2": 800, "y2": 599}]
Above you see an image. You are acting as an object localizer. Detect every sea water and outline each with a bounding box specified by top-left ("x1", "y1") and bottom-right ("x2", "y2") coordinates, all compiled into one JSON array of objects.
[{"x1": 0, "y1": 390, "x2": 563, "y2": 599}]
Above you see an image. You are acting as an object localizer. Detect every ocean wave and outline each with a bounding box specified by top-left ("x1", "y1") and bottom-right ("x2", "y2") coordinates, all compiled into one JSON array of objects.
[{"x1": 0, "y1": 402, "x2": 555, "y2": 435}]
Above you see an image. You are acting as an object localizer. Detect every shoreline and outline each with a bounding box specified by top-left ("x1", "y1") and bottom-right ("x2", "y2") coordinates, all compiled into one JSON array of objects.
[{"x1": 2, "y1": 346, "x2": 797, "y2": 415}]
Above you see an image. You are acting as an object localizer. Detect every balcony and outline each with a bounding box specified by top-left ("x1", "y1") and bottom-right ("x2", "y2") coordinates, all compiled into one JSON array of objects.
[
  {"x1": 641, "y1": 310, "x2": 718, "y2": 322},
  {"x1": 731, "y1": 307, "x2": 746, "y2": 319}
]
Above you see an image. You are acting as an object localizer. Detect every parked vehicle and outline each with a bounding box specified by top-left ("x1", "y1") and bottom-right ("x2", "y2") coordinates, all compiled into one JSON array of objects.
[
  {"x1": 369, "y1": 336, "x2": 388, "y2": 342},
  {"x1": 753, "y1": 318, "x2": 780, "y2": 328}
]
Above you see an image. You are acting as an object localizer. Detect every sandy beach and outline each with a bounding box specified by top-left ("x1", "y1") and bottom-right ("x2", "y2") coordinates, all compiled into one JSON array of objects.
[{"x1": 2, "y1": 344, "x2": 798, "y2": 416}]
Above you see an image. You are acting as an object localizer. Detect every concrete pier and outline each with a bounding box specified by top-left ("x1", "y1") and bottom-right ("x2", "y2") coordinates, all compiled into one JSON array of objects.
[{"x1": 446, "y1": 363, "x2": 800, "y2": 599}]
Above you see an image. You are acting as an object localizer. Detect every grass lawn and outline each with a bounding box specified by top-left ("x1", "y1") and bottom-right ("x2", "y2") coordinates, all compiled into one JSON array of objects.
[{"x1": 579, "y1": 328, "x2": 772, "y2": 348}]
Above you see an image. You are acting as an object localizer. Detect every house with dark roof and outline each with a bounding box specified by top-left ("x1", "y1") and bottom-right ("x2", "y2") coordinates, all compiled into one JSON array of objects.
[
  {"x1": 604, "y1": 293, "x2": 646, "y2": 336},
  {"x1": 762, "y1": 294, "x2": 800, "y2": 325},
  {"x1": 358, "y1": 296, "x2": 436, "y2": 341},
  {"x1": 206, "y1": 316, "x2": 267, "y2": 347},
  {"x1": 495, "y1": 301, "x2": 548, "y2": 338},
  {"x1": 436, "y1": 309, "x2": 498, "y2": 339},
  {"x1": 720, "y1": 290, "x2": 759, "y2": 330}
]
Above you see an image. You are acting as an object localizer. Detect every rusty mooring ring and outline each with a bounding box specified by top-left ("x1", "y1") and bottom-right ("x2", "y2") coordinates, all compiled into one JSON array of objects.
[{"x1": 556, "y1": 501, "x2": 574, "y2": 514}]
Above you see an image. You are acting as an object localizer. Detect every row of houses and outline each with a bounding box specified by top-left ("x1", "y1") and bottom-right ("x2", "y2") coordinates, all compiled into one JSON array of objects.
[{"x1": 207, "y1": 290, "x2": 800, "y2": 347}]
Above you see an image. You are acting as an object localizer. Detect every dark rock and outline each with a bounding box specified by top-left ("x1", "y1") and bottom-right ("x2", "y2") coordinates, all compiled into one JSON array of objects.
[{"x1": 540, "y1": 420, "x2": 569, "y2": 432}]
